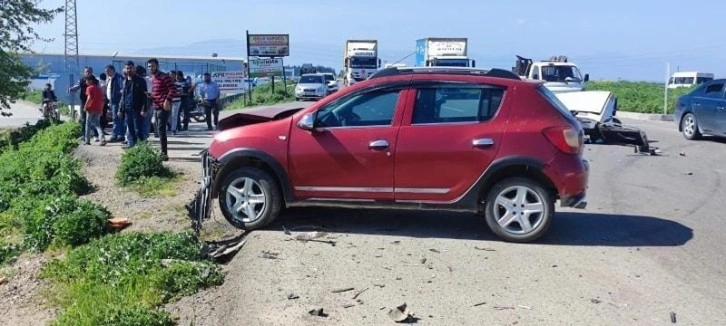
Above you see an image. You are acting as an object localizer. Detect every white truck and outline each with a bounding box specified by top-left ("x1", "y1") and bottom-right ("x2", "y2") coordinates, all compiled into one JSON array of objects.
[
  {"x1": 415, "y1": 37, "x2": 476, "y2": 68},
  {"x1": 342, "y1": 40, "x2": 381, "y2": 87},
  {"x1": 513, "y1": 55, "x2": 589, "y2": 93}
]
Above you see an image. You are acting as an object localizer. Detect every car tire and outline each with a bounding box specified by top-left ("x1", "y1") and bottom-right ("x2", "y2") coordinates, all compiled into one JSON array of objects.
[
  {"x1": 681, "y1": 112, "x2": 701, "y2": 140},
  {"x1": 482, "y1": 177, "x2": 554, "y2": 243},
  {"x1": 217, "y1": 167, "x2": 283, "y2": 230}
]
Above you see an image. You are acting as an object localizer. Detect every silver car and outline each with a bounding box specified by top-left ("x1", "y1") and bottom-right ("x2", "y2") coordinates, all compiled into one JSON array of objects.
[{"x1": 295, "y1": 74, "x2": 328, "y2": 101}]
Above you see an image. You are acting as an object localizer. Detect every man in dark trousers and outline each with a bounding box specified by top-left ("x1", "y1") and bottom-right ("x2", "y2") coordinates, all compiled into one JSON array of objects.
[
  {"x1": 104, "y1": 64, "x2": 126, "y2": 142},
  {"x1": 147, "y1": 58, "x2": 177, "y2": 161},
  {"x1": 118, "y1": 61, "x2": 148, "y2": 149}
]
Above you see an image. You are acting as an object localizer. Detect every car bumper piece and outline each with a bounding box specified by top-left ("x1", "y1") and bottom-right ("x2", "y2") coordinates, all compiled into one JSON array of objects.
[{"x1": 186, "y1": 149, "x2": 217, "y2": 234}]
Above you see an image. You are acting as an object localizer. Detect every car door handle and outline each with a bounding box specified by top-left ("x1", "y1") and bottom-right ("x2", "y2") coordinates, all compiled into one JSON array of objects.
[
  {"x1": 472, "y1": 138, "x2": 494, "y2": 147},
  {"x1": 369, "y1": 140, "x2": 389, "y2": 149}
]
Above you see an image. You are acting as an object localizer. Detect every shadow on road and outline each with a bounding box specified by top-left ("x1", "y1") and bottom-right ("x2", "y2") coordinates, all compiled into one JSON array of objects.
[{"x1": 270, "y1": 208, "x2": 692, "y2": 247}]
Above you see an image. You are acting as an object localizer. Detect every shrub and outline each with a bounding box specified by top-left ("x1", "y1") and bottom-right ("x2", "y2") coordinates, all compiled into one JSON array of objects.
[
  {"x1": 115, "y1": 142, "x2": 175, "y2": 187},
  {"x1": 225, "y1": 81, "x2": 296, "y2": 109},
  {"x1": 0, "y1": 118, "x2": 55, "y2": 153},
  {"x1": 41, "y1": 232, "x2": 225, "y2": 326},
  {"x1": 587, "y1": 81, "x2": 695, "y2": 114}
]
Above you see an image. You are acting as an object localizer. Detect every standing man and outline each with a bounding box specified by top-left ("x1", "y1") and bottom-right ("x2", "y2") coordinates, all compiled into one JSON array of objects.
[
  {"x1": 83, "y1": 75, "x2": 107, "y2": 146},
  {"x1": 147, "y1": 58, "x2": 177, "y2": 161},
  {"x1": 104, "y1": 65, "x2": 126, "y2": 142},
  {"x1": 198, "y1": 72, "x2": 221, "y2": 130},
  {"x1": 68, "y1": 67, "x2": 97, "y2": 139},
  {"x1": 118, "y1": 61, "x2": 148, "y2": 149}
]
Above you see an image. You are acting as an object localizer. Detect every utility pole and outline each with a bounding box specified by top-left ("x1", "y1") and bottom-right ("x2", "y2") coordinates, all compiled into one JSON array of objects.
[
  {"x1": 64, "y1": 0, "x2": 79, "y2": 118},
  {"x1": 664, "y1": 62, "x2": 670, "y2": 115}
]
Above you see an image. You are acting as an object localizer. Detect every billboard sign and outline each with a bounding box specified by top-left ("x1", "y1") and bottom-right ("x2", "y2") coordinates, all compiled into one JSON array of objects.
[
  {"x1": 210, "y1": 71, "x2": 248, "y2": 94},
  {"x1": 249, "y1": 58, "x2": 283, "y2": 78},
  {"x1": 247, "y1": 34, "x2": 289, "y2": 57}
]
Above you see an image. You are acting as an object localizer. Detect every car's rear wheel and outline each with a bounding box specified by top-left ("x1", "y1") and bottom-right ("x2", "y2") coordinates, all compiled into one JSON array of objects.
[
  {"x1": 483, "y1": 177, "x2": 554, "y2": 243},
  {"x1": 218, "y1": 167, "x2": 282, "y2": 230},
  {"x1": 681, "y1": 113, "x2": 701, "y2": 140}
]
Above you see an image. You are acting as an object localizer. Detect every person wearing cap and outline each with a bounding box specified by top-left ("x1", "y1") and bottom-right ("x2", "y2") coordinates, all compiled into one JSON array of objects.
[{"x1": 118, "y1": 60, "x2": 148, "y2": 148}]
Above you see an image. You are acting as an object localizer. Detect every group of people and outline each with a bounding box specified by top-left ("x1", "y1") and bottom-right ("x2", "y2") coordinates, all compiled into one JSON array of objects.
[{"x1": 66, "y1": 59, "x2": 222, "y2": 161}]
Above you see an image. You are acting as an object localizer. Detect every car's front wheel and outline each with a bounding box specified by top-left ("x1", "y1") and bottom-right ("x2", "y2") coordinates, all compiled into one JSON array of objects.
[
  {"x1": 482, "y1": 177, "x2": 554, "y2": 243},
  {"x1": 681, "y1": 112, "x2": 701, "y2": 140},
  {"x1": 218, "y1": 167, "x2": 283, "y2": 230}
]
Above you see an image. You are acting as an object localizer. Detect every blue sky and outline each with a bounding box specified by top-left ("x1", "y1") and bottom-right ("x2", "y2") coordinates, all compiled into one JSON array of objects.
[{"x1": 30, "y1": 0, "x2": 726, "y2": 81}]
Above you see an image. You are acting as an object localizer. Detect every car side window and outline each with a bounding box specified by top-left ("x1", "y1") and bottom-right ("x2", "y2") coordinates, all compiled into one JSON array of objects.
[
  {"x1": 703, "y1": 83, "x2": 724, "y2": 99},
  {"x1": 412, "y1": 86, "x2": 505, "y2": 124},
  {"x1": 316, "y1": 89, "x2": 400, "y2": 128}
]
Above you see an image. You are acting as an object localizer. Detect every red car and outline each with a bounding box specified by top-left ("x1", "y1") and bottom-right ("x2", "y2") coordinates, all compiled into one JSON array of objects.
[{"x1": 191, "y1": 66, "x2": 589, "y2": 243}]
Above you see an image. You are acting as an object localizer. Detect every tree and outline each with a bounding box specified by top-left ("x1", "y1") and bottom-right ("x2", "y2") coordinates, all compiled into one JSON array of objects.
[{"x1": 0, "y1": 0, "x2": 63, "y2": 114}]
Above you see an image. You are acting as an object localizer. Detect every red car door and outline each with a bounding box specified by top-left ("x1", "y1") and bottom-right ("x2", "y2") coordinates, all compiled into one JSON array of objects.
[
  {"x1": 288, "y1": 85, "x2": 410, "y2": 200},
  {"x1": 393, "y1": 79, "x2": 510, "y2": 202}
]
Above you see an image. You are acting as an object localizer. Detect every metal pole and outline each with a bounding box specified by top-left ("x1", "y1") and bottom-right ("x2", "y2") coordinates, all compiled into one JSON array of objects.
[
  {"x1": 282, "y1": 58, "x2": 288, "y2": 95},
  {"x1": 246, "y1": 30, "x2": 253, "y2": 103},
  {"x1": 664, "y1": 62, "x2": 670, "y2": 115}
]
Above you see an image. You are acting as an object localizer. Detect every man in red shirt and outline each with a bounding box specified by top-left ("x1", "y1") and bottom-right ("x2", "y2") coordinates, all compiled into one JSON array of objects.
[
  {"x1": 146, "y1": 58, "x2": 177, "y2": 161},
  {"x1": 84, "y1": 75, "x2": 107, "y2": 146}
]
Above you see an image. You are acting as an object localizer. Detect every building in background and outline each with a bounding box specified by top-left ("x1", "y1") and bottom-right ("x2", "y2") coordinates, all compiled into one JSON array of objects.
[{"x1": 21, "y1": 52, "x2": 246, "y2": 103}]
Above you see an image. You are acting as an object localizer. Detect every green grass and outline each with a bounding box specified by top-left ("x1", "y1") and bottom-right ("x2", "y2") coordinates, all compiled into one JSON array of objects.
[
  {"x1": 115, "y1": 142, "x2": 180, "y2": 197},
  {"x1": 586, "y1": 81, "x2": 695, "y2": 114},
  {"x1": 128, "y1": 175, "x2": 183, "y2": 197},
  {"x1": 40, "y1": 232, "x2": 224, "y2": 326},
  {"x1": 225, "y1": 81, "x2": 296, "y2": 110}
]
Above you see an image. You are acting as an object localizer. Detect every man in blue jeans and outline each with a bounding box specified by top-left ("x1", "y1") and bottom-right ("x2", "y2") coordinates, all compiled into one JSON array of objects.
[
  {"x1": 198, "y1": 72, "x2": 221, "y2": 130},
  {"x1": 104, "y1": 64, "x2": 126, "y2": 142},
  {"x1": 118, "y1": 61, "x2": 148, "y2": 148}
]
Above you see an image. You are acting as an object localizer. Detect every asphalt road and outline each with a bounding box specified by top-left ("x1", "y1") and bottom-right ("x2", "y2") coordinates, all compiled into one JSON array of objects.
[
  {"x1": 0, "y1": 101, "x2": 45, "y2": 129},
  {"x1": 161, "y1": 106, "x2": 726, "y2": 325}
]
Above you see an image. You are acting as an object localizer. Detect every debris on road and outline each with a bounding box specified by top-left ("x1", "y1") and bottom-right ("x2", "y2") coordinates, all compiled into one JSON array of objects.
[
  {"x1": 473, "y1": 302, "x2": 487, "y2": 307},
  {"x1": 429, "y1": 248, "x2": 441, "y2": 253},
  {"x1": 352, "y1": 287, "x2": 369, "y2": 300},
  {"x1": 391, "y1": 240, "x2": 401, "y2": 245},
  {"x1": 282, "y1": 225, "x2": 292, "y2": 235},
  {"x1": 670, "y1": 312, "x2": 677, "y2": 323},
  {"x1": 308, "y1": 308, "x2": 328, "y2": 317},
  {"x1": 420, "y1": 258, "x2": 427, "y2": 264},
  {"x1": 261, "y1": 251, "x2": 279, "y2": 260},
  {"x1": 474, "y1": 246, "x2": 496, "y2": 251},
  {"x1": 591, "y1": 299, "x2": 602, "y2": 304},
  {"x1": 107, "y1": 217, "x2": 131, "y2": 230},
  {"x1": 294, "y1": 231, "x2": 328, "y2": 241},
  {"x1": 685, "y1": 172, "x2": 693, "y2": 176},
  {"x1": 388, "y1": 303, "x2": 415, "y2": 323},
  {"x1": 679, "y1": 152, "x2": 686, "y2": 157},
  {"x1": 493, "y1": 306, "x2": 515, "y2": 310},
  {"x1": 518, "y1": 305, "x2": 532, "y2": 310},
  {"x1": 373, "y1": 283, "x2": 385, "y2": 288},
  {"x1": 0, "y1": 277, "x2": 7, "y2": 285},
  {"x1": 331, "y1": 287, "x2": 354, "y2": 294},
  {"x1": 200, "y1": 232, "x2": 249, "y2": 261},
  {"x1": 287, "y1": 293, "x2": 299, "y2": 300},
  {"x1": 343, "y1": 303, "x2": 355, "y2": 308}
]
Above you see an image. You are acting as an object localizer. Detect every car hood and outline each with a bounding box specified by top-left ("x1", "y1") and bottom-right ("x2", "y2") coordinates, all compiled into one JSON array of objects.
[
  {"x1": 296, "y1": 83, "x2": 324, "y2": 88},
  {"x1": 217, "y1": 106, "x2": 305, "y2": 131}
]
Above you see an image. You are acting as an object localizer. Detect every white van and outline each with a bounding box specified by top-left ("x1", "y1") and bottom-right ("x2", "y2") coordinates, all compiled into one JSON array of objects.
[{"x1": 668, "y1": 71, "x2": 714, "y2": 89}]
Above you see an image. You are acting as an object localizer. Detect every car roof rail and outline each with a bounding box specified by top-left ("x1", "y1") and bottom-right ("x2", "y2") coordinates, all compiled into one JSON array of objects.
[{"x1": 367, "y1": 66, "x2": 522, "y2": 81}]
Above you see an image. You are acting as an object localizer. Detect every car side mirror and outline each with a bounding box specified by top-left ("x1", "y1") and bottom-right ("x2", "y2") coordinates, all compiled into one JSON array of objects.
[
  {"x1": 584, "y1": 73, "x2": 590, "y2": 82},
  {"x1": 297, "y1": 112, "x2": 316, "y2": 131}
]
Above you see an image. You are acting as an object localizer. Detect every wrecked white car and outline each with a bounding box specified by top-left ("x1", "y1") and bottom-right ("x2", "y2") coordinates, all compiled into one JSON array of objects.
[{"x1": 555, "y1": 90, "x2": 657, "y2": 155}]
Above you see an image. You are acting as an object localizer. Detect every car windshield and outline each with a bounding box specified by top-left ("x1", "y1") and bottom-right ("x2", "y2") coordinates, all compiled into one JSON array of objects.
[
  {"x1": 299, "y1": 75, "x2": 323, "y2": 84},
  {"x1": 350, "y1": 57, "x2": 378, "y2": 68},
  {"x1": 434, "y1": 59, "x2": 470, "y2": 67},
  {"x1": 541, "y1": 65, "x2": 583, "y2": 82}
]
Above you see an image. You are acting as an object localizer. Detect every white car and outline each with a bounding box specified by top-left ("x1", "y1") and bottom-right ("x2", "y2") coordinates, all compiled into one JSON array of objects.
[
  {"x1": 321, "y1": 72, "x2": 339, "y2": 93},
  {"x1": 295, "y1": 74, "x2": 329, "y2": 101}
]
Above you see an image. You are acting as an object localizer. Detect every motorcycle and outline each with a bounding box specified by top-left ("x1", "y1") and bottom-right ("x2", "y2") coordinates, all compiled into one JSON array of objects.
[
  {"x1": 189, "y1": 100, "x2": 206, "y2": 122},
  {"x1": 40, "y1": 101, "x2": 60, "y2": 120}
]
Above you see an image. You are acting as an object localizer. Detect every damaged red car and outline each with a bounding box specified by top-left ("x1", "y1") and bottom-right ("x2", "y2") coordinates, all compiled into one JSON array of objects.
[{"x1": 190, "y1": 66, "x2": 589, "y2": 243}]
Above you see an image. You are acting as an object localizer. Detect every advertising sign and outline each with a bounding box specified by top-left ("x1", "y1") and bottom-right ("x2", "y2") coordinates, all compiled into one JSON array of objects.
[
  {"x1": 247, "y1": 34, "x2": 289, "y2": 57},
  {"x1": 210, "y1": 71, "x2": 247, "y2": 94},
  {"x1": 249, "y1": 58, "x2": 284, "y2": 78}
]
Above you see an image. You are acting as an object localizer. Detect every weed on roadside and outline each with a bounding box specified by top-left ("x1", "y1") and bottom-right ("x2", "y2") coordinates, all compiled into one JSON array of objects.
[
  {"x1": 116, "y1": 142, "x2": 179, "y2": 196},
  {"x1": 41, "y1": 232, "x2": 225, "y2": 326}
]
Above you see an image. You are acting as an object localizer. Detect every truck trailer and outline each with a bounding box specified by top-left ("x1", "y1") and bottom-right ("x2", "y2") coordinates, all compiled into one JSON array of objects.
[
  {"x1": 342, "y1": 39, "x2": 381, "y2": 87},
  {"x1": 415, "y1": 37, "x2": 475, "y2": 67}
]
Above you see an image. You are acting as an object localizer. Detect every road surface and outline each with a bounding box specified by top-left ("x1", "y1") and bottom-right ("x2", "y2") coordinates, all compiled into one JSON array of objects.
[
  {"x1": 159, "y1": 108, "x2": 726, "y2": 325},
  {"x1": 0, "y1": 101, "x2": 45, "y2": 129}
]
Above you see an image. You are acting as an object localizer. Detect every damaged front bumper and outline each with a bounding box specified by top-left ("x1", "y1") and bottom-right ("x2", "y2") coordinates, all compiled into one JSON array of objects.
[
  {"x1": 578, "y1": 117, "x2": 658, "y2": 155},
  {"x1": 187, "y1": 149, "x2": 217, "y2": 234}
]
